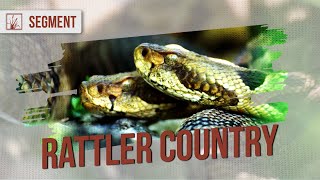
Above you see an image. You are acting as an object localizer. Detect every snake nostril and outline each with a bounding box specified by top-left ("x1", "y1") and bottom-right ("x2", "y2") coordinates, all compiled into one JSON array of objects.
[
  {"x1": 97, "y1": 84, "x2": 104, "y2": 94},
  {"x1": 141, "y1": 48, "x2": 149, "y2": 57}
]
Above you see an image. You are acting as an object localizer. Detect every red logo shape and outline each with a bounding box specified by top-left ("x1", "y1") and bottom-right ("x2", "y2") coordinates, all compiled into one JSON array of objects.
[{"x1": 6, "y1": 13, "x2": 22, "y2": 30}]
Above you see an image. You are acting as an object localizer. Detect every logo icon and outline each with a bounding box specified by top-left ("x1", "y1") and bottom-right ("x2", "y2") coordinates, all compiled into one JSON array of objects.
[{"x1": 6, "y1": 13, "x2": 22, "y2": 30}]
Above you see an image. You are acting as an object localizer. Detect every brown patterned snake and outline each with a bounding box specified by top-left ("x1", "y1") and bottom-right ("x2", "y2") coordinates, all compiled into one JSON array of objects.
[
  {"x1": 79, "y1": 43, "x2": 289, "y2": 131},
  {"x1": 80, "y1": 71, "x2": 264, "y2": 131}
]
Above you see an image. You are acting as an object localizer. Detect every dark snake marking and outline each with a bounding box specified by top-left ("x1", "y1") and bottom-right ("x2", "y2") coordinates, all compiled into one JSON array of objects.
[{"x1": 174, "y1": 64, "x2": 239, "y2": 106}]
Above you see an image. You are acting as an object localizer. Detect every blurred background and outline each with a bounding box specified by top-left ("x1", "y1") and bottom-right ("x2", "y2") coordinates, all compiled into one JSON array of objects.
[{"x1": 1, "y1": 0, "x2": 320, "y2": 179}]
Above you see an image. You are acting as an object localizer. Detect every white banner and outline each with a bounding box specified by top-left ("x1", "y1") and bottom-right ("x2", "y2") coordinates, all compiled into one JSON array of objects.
[{"x1": 0, "y1": 10, "x2": 81, "y2": 33}]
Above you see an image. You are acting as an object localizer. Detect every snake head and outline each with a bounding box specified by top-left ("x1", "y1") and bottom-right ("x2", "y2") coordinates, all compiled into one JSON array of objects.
[
  {"x1": 80, "y1": 72, "x2": 148, "y2": 116},
  {"x1": 80, "y1": 74, "x2": 125, "y2": 115},
  {"x1": 134, "y1": 43, "x2": 205, "y2": 101},
  {"x1": 134, "y1": 43, "x2": 189, "y2": 78},
  {"x1": 79, "y1": 72, "x2": 178, "y2": 119}
]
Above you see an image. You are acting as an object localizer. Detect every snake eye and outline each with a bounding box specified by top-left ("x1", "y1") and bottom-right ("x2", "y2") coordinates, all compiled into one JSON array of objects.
[
  {"x1": 141, "y1": 48, "x2": 149, "y2": 57},
  {"x1": 121, "y1": 78, "x2": 136, "y2": 91},
  {"x1": 166, "y1": 54, "x2": 178, "y2": 61}
]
